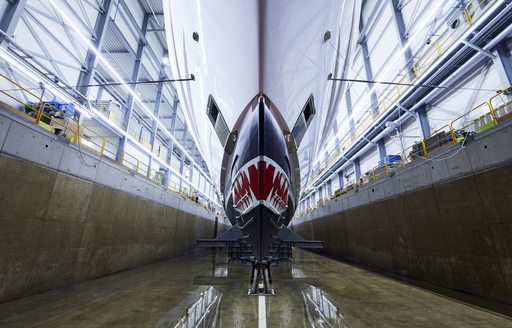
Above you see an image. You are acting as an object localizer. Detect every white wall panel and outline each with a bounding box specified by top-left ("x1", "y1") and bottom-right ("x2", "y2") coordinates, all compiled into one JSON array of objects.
[
  {"x1": 361, "y1": 0, "x2": 379, "y2": 24},
  {"x1": 401, "y1": 0, "x2": 431, "y2": 33},
  {"x1": 428, "y1": 60, "x2": 505, "y2": 132},
  {"x1": 114, "y1": 12, "x2": 138, "y2": 52},
  {"x1": 359, "y1": 146, "x2": 379, "y2": 174}
]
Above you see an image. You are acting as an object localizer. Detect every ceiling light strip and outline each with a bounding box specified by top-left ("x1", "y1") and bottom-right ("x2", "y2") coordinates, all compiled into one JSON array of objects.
[
  {"x1": 47, "y1": 0, "x2": 214, "y2": 186},
  {"x1": 0, "y1": 37, "x2": 221, "y2": 208}
]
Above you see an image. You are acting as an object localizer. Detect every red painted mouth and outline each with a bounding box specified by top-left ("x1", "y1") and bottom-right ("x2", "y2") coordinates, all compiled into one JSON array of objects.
[{"x1": 231, "y1": 156, "x2": 289, "y2": 215}]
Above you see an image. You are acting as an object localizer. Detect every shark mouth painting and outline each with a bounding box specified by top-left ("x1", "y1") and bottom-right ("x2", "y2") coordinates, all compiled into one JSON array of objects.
[{"x1": 231, "y1": 156, "x2": 289, "y2": 215}]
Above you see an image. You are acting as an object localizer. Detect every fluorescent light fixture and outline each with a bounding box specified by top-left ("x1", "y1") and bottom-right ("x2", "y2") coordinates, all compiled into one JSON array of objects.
[
  {"x1": 85, "y1": 108, "x2": 221, "y2": 206},
  {"x1": 0, "y1": 28, "x2": 220, "y2": 208},
  {"x1": 47, "y1": 0, "x2": 213, "y2": 186},
  {"x1": 0, "y1": 45, "x2": 221, "y2": 207}
]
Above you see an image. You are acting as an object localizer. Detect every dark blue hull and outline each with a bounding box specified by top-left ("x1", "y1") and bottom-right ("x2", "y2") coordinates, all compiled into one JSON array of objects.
[{"x1": 222, "y1": 95, "x2": 298, "y2": 262}]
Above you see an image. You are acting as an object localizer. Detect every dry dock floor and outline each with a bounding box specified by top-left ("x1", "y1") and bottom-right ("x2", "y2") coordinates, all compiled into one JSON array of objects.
[{"x1": 0, "y1": 249, "x2": 510, "y2": 327}]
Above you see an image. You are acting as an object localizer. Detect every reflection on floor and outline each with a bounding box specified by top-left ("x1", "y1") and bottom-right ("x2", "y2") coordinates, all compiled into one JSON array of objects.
[{"x1": 0, "y1": 249, "x2": 511, "y2": 327}]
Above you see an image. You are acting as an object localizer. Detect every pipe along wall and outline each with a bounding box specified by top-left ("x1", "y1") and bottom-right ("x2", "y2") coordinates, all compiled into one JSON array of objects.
[{"x1": 294, "y1": 119, "x2": 512, "y2": 305}]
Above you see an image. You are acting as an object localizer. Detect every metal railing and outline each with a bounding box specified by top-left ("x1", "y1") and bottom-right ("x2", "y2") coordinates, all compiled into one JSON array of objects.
[
  {"x1": 305, "y1": 0, "x2": 498, "y2": 191},
  {"x1": 297, "y1": 86, "x2": 512, "y2": 217},
  {"x1": 490, "y1": 86, "x2": 512, "y2": 122},
  {"x1": 0, "y1": 71, "x2": 221, "y2": 214}
]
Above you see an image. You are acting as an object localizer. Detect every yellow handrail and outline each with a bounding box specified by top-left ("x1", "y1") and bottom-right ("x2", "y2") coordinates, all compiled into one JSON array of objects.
[
  {"x1": 299, "y1": 86, "x2": 511, "y2": 218},
  {"x1": 304, "y1": 0, "x2": 497, "y2": 190},
  {"x1": 0, "y1": 72, "x2": 219, "y2": 213}
]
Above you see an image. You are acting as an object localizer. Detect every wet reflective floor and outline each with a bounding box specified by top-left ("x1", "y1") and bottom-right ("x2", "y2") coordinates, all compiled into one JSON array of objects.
[{"x1": 0, "y1": 249, "x2": 511, "y2": 327}]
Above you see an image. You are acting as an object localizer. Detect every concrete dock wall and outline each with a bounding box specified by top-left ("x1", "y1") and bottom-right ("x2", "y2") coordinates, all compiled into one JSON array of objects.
[
  {"x1": 294, "y1": 120, "x2": 512, "y2": 305},
  {"x1": 0, "y1": 110, "x2": 223, "y2": 303}
]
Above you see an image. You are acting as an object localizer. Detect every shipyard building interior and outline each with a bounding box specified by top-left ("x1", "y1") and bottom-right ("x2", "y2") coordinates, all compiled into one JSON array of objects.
[{"x1": 0, "y1": 0, "x2": 511, "y2": 327}]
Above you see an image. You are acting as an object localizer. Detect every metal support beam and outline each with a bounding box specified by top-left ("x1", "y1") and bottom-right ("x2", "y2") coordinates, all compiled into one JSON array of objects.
[
  {"x1": 0, "y1": 0, "x2": 27, "y2": 44},
  {"x1": 119, "y1": 0, "x2": 148, "y2": 46},
  {"x1": 496, "y1": 39, "x2": 512, "y2": 85},
  {"x1": 96, "y1": 85, "x2": 104, "y2": 100},
  {"x1": 165, "y1": 99, "x2": 179, "y2": 183},
  {"x1": 178, "y1": 152, "x2": 185, "y2": 192},
  {"x1": 377, "y1": 139, "x2": 387, "y2": 159},
  {"x1": 416, "y1": 105, "x2": 431, "y2": 139},
  {"x1": 357, "y1": 1, "x2": 386, "y2": 44},
  {"x1": 337, "y1": 170, "x2": 344, "y2": 189},
  {"x1": 345, "y1": 88, "x2": 353, "y2": 115},
  {"x1": 116, "y1": 14, "x2": 149, "y2": 161},
  {"x1": 168, "y1": 99, "x2": 179, "y2": 150},
  {"x1": 358, "y1": 16, "x2": 381, "y2": 118},
  {"x1": 397, "y1": 104, "x2": 416, "y2": 119},
  {"x1": 76, "y1": 0, "x2": 113, "y2": 98},
  {"x1": 109, "y1": 3, "x2": 208, "y2": 186},
  {"x1": 362, "y1": 136, "x2": 376, "y2": 145},
  {"x1": 178, "y1": 125, "x2": 188, "y2": 191},
  {"x1": 116, "y1": 137, "x2": 126, "y2": 162},
  {"x1": 462, "y1": 40, "x2": 496, "y2": 60},
  {"x1": 118, "y1": 0, "x2": 161, "y2": 73},
  {"x1": 359, "y1": 37, "x2": 380, "y2": 117},
  {"x1": 121, "y1": 14, "x2": 149, "y2": 129},
  {"x1": 354, "y1": 158, "x2": 361, "y2": 180},
  {"x1": 189, "y1": 147, "x2": 196, "y2": 186},
  {"x1": 391, "y1": 0, "x2": 415, "y2": 80},
  {"x1": 147, "y1": 57, "x2": 165, "y2": 172},
  {"x1": 345, "y1": 89, "x2": 355, "y2": 132}
]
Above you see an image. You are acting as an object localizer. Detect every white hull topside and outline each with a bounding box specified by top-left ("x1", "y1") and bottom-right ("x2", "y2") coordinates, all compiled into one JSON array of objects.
[{"x1": 164, "y1": 0, "x2": 362, "y2": 187}]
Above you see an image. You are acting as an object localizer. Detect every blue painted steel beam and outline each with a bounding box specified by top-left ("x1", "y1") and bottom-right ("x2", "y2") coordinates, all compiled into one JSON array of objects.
[
  {"x1": 76, "y1": 0, "x2": 113, "y2": 97},
  {"x1": 147, "y1": 79, "x2": 164, "y2": 176},
  {"x1": 358, "y1": 19, "x2": 379, "y2": 117},
  {"x1": 0, "y1": 0, "x2": 27, "y2": 44},
  {"x1": 359, "y1": 39, "x2": 380, "y2": 117},
  {"x1": 391, "y1": 0, "x2": 415, "y2": 80},
  {"x1": 416, "y1": 105, "x2": 431, "y2": 139},
  {"x1": 121, "y1": 14, "x2": 149, "y2": 128},
  {"x1": 337, "y1": 170, "x2": 344, "y2": 189},
  {"x1": 496, "y1": 39, "x2": 512, "y2": 85},
  {"x1": 345, "y1": 88, "x2": 355, "y2": 132},
  {"x1": 147, "y1": 54, "x2": 167, "y2": 173},
  {"x1": 164, "y1": 98, "x2": 179, "y2": 183},
  {"x1": 178, "y1": 124, "x2": 188, "y2": 191},
  {"x1": 116, "y1": 14, "x2": 149, "y2": 161},
  {"x1": 377, "y1": 139, "x2": 387, "y2": 159},
  {"x1": 354, "y1": 158, "x2": 361, "y2": 180}
]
